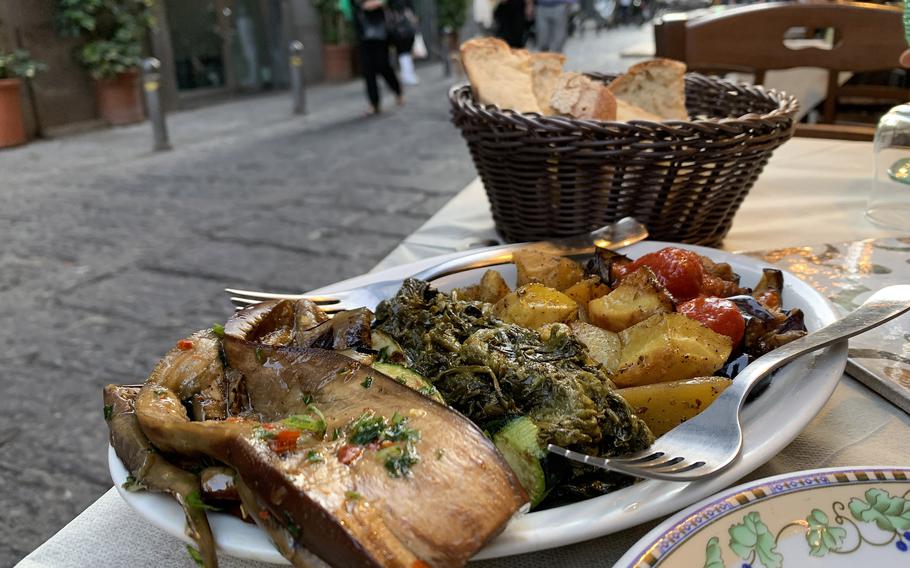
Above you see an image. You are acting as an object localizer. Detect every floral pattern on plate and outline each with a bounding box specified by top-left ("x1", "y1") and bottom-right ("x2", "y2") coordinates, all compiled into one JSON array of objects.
[{"x1": 622, "y1": 467, "x2": 910, "y2": 568}]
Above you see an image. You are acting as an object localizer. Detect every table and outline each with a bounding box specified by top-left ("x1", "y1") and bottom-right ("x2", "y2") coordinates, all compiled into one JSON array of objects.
[{"x1": 18, "y1": 137, "x2": 910, "y2": 568}]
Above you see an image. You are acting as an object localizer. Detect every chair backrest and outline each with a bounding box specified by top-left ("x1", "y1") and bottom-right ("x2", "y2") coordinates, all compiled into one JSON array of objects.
[
  {"x1": 683, "y1": 1, "x2": 903, "y2": 74},
  {"x1": 654, "y1": 1, "x2": 905, "y2": 140}
]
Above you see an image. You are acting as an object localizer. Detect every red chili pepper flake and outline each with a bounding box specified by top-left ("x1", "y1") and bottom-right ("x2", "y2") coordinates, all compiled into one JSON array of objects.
[
  {"x1": 411, "y1": 560, "x2": 431, "y2": 568},
  {"x1": 268, "y1": 430, "x2": 301, "y2": 453},
  {"x1": 337, "y1": 444, "x2": 363, "y2": 465},
  {"x1": 258, "y1": 510, "x2": 270, "y2": 520},
  {"x1": 176, "y1": 339, "x2": 195, "y2": 351}
]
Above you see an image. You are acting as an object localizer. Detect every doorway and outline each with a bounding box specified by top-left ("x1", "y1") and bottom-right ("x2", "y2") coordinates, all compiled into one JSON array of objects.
[{"x1": 161, "y1": 0, "x2": 281, "y2": 100}]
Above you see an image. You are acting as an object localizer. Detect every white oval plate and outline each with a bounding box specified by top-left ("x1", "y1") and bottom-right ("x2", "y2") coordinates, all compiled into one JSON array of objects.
[
  {"x1": 615, "y1": 466, "x2": 910, "y2": 567},
  {"x1": 109, "y1": 241, "x2": 847, "y2": 564}
]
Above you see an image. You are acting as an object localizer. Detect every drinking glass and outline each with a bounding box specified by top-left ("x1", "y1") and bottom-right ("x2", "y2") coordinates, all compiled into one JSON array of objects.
[{"x1": 867, "y1": 104, "x2": 910, "y2": 231}]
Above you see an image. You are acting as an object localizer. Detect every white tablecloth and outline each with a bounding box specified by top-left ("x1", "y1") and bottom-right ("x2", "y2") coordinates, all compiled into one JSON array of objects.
[{"x1": 18, "y1": 137, "x2": 910, "y2": 568}]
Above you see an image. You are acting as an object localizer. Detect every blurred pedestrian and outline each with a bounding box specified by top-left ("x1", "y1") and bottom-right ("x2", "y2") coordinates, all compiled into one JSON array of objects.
[
  {"x1": 535, "y1": 0, "x2": 574, "y2": 52},
  {"x1": 389, "y1": 0, "x2": 420, "y2": 85},
  {"x1": 353, "y1": 0, "x2": 404, "y2": 114},
  {"x1": 494, "y1": 0, "x2": 532, "y2": 48}
]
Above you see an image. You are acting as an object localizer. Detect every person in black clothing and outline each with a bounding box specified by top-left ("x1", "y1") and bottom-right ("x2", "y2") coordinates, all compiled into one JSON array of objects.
[
  {"x1": 353, "y1": 0, "x2": 403, "y2": 114},
  {"x1": 494, "y1": 0, "x2": 531, "y2": 48}
]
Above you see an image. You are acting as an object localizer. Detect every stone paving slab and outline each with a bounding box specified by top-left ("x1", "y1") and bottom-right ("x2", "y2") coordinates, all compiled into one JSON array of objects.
[{"x1": 0, "y1": 25, "x2": 652, "y2": 565}]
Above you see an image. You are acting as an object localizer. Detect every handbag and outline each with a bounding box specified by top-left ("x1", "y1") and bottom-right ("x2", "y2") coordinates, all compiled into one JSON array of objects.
[
  {"x1": 412, "y1": 32, "x2": 428, "y2": 59},
  {"x1": 388, "y1": 9, "x2": 417, "y2": 51}
]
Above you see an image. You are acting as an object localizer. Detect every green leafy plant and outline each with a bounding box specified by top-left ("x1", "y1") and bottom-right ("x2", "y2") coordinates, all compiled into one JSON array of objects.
[
  {"x1": 312, "y1": 0, "x2": 351, "y2": 45},
  {"x1": 56, "y1": 0, "x2": 155, "y2": 79},
  {"x1": 0, "y1": 49, "x2": 46, "y2": 80},
  {"x1": 437, "y1": 0, "x2": 468, "y2": 31}
]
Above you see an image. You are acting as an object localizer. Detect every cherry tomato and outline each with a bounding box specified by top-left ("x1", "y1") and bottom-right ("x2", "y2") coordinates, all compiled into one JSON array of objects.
[
  {"x1": 336, "y1": 444, "x2": 364, "y2": 465},
  {"x1": 678, "y1": 296, "x2": 745, "y2": 344},
  {"x1": 620, "y1": 247, "x2": 705, "y2": 301}
]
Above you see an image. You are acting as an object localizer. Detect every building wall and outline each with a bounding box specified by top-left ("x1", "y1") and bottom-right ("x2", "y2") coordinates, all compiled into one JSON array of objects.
[{"x1": 1, "y1": 0, "x2": 99, "y2": 137}]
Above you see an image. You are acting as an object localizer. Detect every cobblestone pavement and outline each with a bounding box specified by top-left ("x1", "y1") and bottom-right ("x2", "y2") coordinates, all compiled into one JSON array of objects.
[{"x1": 0, "y1": 25, "x2": 650, "y2": 564}]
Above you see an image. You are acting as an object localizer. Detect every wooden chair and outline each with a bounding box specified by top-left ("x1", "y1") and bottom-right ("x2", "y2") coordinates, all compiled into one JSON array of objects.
[{"x1": 654, "y1": 1, "x2": 907, "y2": 141}]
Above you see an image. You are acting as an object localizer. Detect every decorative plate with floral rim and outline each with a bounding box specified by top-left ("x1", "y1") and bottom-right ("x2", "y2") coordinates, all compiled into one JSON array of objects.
[{"x1": 616, "y1": 466, "x2": 910, "y2": 568}]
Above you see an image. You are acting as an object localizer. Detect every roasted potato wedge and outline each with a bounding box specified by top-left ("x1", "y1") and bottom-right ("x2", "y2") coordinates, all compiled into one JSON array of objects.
[
  {"x1": 570, "y1": 321, "x2": 621, "y2": 373},
  {"x1": 493, "y1": 283, "x2": 578, "y2": 329},
  {"x1": 563, "y1": 277, "x2": 611, "y2": 307},
  {"x1": 588, "y1": 267, "x2": 674, "y2": 332},
  {"x1": 513, "y1": 249, "x2": 585, "y2": 291},
  {"x1": 618, "y1": 377, "x2": 731, "y2": 436},
  {"x1": 612, "y1": 313, "x2": 732, "y2": 387},
  {"x1": 454, "y1": 269, "x2": 512, "y2": 304}
]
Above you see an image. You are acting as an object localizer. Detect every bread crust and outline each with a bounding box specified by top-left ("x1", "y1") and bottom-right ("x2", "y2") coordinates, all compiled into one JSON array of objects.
[
  {"x1": 550, "y1": 72, "x2": 617, "y2": 121},
  {"x1": 528, "y1": 52, "x2": 566, "y2": 115},
  {"x1": 460, "y1": 37, "x2": 542, "y2": 114},
  {"x1": 606, "y1": 58, "x2": 688, "y2": 120}
]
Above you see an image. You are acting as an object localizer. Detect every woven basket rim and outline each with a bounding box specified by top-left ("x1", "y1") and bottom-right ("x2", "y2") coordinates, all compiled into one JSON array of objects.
[{"x1": 449, "y1": 71, "x2": 800, "y2": 131}]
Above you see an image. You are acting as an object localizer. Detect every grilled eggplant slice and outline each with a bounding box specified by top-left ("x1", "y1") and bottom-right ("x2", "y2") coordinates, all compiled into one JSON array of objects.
[
  {"x1": 104, "y1": 385, "x2": 218, "y2": 568},
  {"x1": 133, "y1": 330, "x2": 527, "y2": 568}
]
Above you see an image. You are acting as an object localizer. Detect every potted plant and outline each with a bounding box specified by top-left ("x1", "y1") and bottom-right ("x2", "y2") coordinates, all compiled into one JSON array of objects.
[
  {"x1": 57, "y1": 0, "x2": 154, "y2": 125},
  {"x1": 438, "y1": 0, "x2": 468, "y2": 50},
  {"x1": 0, "y1": 49, "x2": 45, "y2": 148},
  {"x1": 314, "y1": 0, "x2": 353, "y2": 81}
]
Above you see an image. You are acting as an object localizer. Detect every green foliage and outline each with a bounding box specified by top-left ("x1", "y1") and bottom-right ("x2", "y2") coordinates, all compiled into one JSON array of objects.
[
  {"x1": 728, "y1": 512, "x2": 783, "y2": 568},
  {"x1": 0, "y1": 49, "x2": 47, "y2": 80},
  {"x1": 437, "y1": 0, "x2": 468, "y2": 31},
  {"x1": 848, "y1": 488, "x2": 910, "y2": 533},
  {"x1": 311, "y1": 0, "x2": 351, "y2": 45},
  {"x1": 804, "y1": 508, "x2": 847, "y2": 557},
  {"x1": 56, "y1": 0, "x2": 155, "y2": 78}
]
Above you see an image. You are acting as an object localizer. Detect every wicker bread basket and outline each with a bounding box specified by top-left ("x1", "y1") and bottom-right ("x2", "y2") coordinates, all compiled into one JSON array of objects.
[{"x1": 449, "y1": 73, "x2": 800, "y2": 247}]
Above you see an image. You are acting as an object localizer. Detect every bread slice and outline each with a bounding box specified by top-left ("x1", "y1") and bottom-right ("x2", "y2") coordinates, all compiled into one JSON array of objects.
[
  {"x1": 606, "y1": 58, "x2": 688, "y2": 120},
  {"x1": 460, "y1": 38, "x2": 542, "y2": 114},
  {"x1": 549, "y1": 72, "x2": 617, "y2": 120},
  {"x1": 615, "y1": 98, "x2": 664, "y2": 122},
  {"x1": 529, "y1": 52, "x2": 566, "y2": 115}
]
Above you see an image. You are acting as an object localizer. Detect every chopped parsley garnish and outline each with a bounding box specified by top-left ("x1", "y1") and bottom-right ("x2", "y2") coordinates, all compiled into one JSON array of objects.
[
  {"x1": 122, "y1": 475, "x2": 145, "y2": 492},
  {"x1": 384, "y1": 412, "x2": 419, "y2": 442},
  {"x1": 252, "y1": 425, "x2": 277, "y2": 440},
  {"x1": 345, "y1": 411, "x2": 421, "y2": 477},
  {"x1": 283, "y1": 511, "x2": 302, "y2": 538},
  {"x1": 103, "y1": 404, "x2": 114, "y2": 421},
  {"x1": 212, "y1": 323, "x2": 225, "y2": 337},
  {"x1": 255, "y1": 346, "x2": 266, "y2": 364},
  {"x1": 302, "y1": 394, "x2": 313, "y2": 405},
  {"x1": 349, "y1": 412, "x2": 387, "y2": 445},
  {"x1": 361, "y1": 376, "x2": 373, "y2": 389},
  {"x1": 186, "y1": 545, "x2": 204, "y2": 567},
  {"x1": 282, "y1": 405, "x2": 327, "y2": 439},
  {"x1": 186, "y1": 490, "x2": 221, "y2": 511},
  {"x1": 305, "y1": 450, "x2": 323, "y2": 463},
  {"x1": 345, "y1": 491, "x2": 362, "y2": 501},
  {"x1": 332, "y1": 426, "x2": 342, "y2": 441},
  {"x1": 377, "y1": 346, "x2": 391, "y2": 363},
  {"x1": 377, "y1": 445, "x2": 420, "y2": 478}
]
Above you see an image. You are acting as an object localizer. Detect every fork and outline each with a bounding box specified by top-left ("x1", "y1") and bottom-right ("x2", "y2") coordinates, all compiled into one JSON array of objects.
[
  {"x1": 225, "y1": 217, "x2": 649, "y2": 313},
  {"x1": 548, "y1": 284, "x2": 910, "y2": 482}
]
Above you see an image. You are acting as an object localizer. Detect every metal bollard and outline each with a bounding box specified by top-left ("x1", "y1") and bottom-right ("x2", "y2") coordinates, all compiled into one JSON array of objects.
[
  {"x1": 289, "y1": 41, "x2": 306, "y2": 115},
  {"x1": 441, "y1": 27, "x2": 452, "y2": 78},
  {"x1": 141, "y1": 57, "x2": 171, "y2": 152}
]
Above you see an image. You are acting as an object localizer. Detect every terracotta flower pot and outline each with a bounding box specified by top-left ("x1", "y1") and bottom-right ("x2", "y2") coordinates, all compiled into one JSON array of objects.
[
  {"x1": 95, "y1": 70, "x2": 144, "y2": 125},
  {"x1": 323, "y1": 44, "x2": 353, "y2": 82},
  {"x1": 0, "y1": 78, "x2": 27, "y2": 148}
]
